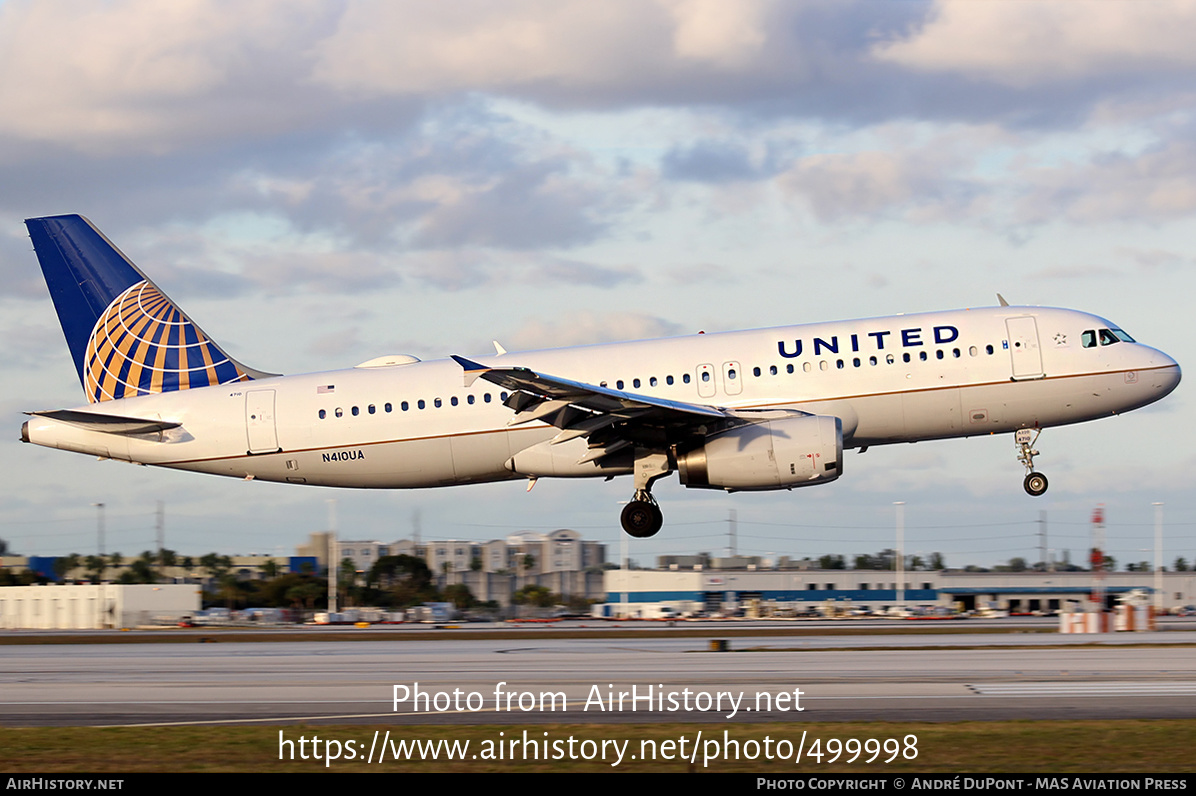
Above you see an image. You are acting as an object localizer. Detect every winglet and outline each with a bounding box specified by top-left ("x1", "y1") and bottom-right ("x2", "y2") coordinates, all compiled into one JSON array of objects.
[
  {"x1": 492, "y1": 340, "x2": 507, "y2": 356},
  {"x1": 451, "y1": 355, "x2": 489, "y2": 388}
]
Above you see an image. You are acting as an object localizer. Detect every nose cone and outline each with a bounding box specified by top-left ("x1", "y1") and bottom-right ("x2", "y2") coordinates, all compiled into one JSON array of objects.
[{"x1": 1149, "y1": 349, "x2": 1181, "y2": 400}]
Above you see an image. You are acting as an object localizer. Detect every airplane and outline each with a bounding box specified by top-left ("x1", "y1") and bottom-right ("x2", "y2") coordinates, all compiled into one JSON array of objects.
[{"x1": 19, "y1": 214, "x2": 1182, "y2": 537}]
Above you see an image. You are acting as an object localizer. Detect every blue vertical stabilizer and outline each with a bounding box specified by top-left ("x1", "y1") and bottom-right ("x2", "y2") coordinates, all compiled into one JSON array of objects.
[{"x1": 25, "y1": 215, "x2": 270, "y2": 403}]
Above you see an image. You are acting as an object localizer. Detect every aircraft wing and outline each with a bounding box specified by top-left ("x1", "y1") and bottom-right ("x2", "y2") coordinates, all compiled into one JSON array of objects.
[{"x1": 450, "y1": 355, "x2": 733, "y2": 461}]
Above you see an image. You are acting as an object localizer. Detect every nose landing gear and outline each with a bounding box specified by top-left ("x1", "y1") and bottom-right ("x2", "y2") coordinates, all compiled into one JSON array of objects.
[{"x1": 1015, "y1": 429, "x2": 1048, "y2": 496}]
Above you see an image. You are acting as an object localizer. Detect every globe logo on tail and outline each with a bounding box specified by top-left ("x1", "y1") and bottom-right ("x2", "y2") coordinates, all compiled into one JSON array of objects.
[{"x1": 84, "y1": 280, "x2": 248, "y2": 403}]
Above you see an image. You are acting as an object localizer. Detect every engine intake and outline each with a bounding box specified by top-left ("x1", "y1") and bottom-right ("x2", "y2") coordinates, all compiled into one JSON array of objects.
[{"x1": 676, "y1": 414, "x2": 842, "y2": 491}]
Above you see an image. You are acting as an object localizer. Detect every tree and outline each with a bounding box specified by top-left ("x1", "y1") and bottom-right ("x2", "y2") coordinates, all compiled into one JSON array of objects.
[
  {"x1": 369, "y1": 555, "x2": 436, "y2": 606},
  {"x1": 84, "y1": 555, "x2": 107, "y2": 582},
  {"x1": 444, "y1": 583, "x2": 476, "y2": 611},
  {"x1": 928, "y1": 552, "x2": 946, "y2": 570},
  {"x1": 512, "y1": 584, "x2": 555, "y2": 608},
  {"x1": 54, "y1": 553, "x2": 81, "y2": 582},
  {"x1": 818, "y1": 555, "x2": 845, "y2": 570},
  {"x1": 338, "y1": 557, "x2": 359, "y2": 606},
  {"x1": 1175, "y1": 557, "x2": 1189, "y2": 572}
]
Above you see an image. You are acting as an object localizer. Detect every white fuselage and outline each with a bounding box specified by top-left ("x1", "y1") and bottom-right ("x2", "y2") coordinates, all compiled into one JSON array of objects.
[{"x1": 24, "y1": 306, "x2": 1181, "y2": 490}]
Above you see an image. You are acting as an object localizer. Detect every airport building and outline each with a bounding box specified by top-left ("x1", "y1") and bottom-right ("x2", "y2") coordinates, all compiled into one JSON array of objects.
[
  {"x1": 302, "y1": 529, "x2": 608, "y2": 606},
  {"x1": 0, "y1": 584, "x2": 200, "y2": 629},
  {"x1": 601, "y1": 565, "x2": 1196, "y2": 618}
]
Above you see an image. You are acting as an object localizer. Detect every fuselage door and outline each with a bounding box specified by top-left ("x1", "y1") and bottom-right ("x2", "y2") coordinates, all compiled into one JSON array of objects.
[
  {"x1": 1005, "y1": 316, "x2": 1044, "y2": 380},
  {"x1": 246, "y1": 389, "x2": 280, "y2": 454},
  {"x1": 696, "y1": 364, "x2": 716, "y2": 398}
]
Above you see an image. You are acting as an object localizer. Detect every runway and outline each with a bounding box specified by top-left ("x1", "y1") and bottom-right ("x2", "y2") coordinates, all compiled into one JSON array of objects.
[{"x1": 2, "y1": 630, "x2": 1195, "y2": 727}]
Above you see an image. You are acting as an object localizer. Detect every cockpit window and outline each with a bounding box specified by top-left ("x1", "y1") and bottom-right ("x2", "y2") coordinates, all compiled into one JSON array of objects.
[
  {"x1": 1110, "y1": 328, "x2": 1135, "y2": 343},
  {"x1": 1082, "y1": 330, "x2": 1097, "y2": 348}
]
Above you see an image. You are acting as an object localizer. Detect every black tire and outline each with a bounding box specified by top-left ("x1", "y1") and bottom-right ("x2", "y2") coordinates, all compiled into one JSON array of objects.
[
  {"x1": 621, "y1": 500, "x2": 663, "y2": 538},
  {"x1": 1023, "y1": 472, "x2": 1048, "y2": 497}
]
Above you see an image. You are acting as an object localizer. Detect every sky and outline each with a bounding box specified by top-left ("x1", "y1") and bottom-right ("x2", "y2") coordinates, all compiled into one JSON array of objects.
[{"x1": 1, "y1": 0, "x2": 1194, "y2": 571}]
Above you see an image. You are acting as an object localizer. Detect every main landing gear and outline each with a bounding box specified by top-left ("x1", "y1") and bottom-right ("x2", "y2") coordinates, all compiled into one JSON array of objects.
[
  {"x1": 1015, "y1": 428, "x2": 1049, "y2": 497},
  {"x1": 620, "y1": 450, "x2": 670, "y2": 538}
]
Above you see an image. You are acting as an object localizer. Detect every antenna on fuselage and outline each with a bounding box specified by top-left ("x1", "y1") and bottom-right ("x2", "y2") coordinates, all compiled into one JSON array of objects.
[{"x1": 997, "y1": 293, "x2": 1010, "y2": 307}]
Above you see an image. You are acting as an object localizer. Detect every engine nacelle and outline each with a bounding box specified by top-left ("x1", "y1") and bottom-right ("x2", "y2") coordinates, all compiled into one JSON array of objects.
[{"x1": 676, "y1": 414, "x2": 842, "y2": 491}]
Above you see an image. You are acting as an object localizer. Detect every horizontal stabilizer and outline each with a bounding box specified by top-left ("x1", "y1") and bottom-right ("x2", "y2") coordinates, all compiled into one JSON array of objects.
[{"x1": 29, "y1": 409, "x2": 181, "y2": 436}]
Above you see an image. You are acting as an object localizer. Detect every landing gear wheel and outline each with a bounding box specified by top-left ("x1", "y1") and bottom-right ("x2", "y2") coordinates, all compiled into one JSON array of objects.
[
  {"x1": 621, "y1": 500, "x2": 663, "y2": 538},
  {"x1": 1023, "y1": 472, "x2": 1048, "y2": 497}
]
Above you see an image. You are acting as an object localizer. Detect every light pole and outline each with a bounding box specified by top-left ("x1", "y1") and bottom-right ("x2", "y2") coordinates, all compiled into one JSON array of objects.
[
  {"x1": 1153, "y1": 502, "x2": 1164, "y2": 613},
  {"x1": 894, "y1": 502, "x2": 905, "y2": 609},
  {"x1": 92, "y1": 502, "x2": 105, "y2": 556}
]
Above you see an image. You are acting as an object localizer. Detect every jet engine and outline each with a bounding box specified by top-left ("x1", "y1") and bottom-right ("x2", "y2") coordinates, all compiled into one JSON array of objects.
[{"x1": 676, "y1": 414, "x2": 842, "y2": 491}]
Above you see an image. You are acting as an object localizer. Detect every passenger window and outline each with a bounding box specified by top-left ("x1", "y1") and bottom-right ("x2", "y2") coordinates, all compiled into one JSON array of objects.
[
  {"x1": 434, "y1": 398, "x2": 442, "y2": 408},
  {"x1": 728, "y1": 369, "x2": 737, "y2": 380},
  {"x1": 385, "y1": 402, "x2": 392, "y2": 412},
  {"x1": 787, "y1": 364, "x2": 794, "y2": 374},
  {"x1": 484, "y1": 394, "x2": 491, "y2": 403},
  {"x1": 903, "y1": 353, "x2": 911, "y2": 363},
  {"x1": 450, "y1": 396, "x2": 458, "y2": 406},
  {"x1": 318, "y1": 409, "x2": 326, "y2": 420},
  {"x1": 819, "y1": 361, "x2": 828, "y2": 371},
  {"x1": 368, "y1": 404, "x2": 376, "y2": 414},
  {"x1": 683, "y1": 373, "x2": 691, "y2": 384},
  {"x1": 666, "y1": 375, "x2": 674, "y2": 385},
  {"x1": 886, "y1": 354, "x2": 895, "y2": 364},
  {"x1": 852, "y1": 357, "x2": 861, "y2": 367},
  {"x1": 633, "y1": 378, "x2": 641, "y2": 388},
  {"x1": 753, "y1": 367, "x2": 761, "y2": 377},
  {"x1": 351, "y1": 406, "x2": 359, "y2": 416},
  {"x1": 869, "y1": 356, "x2": 877, "y2": 366},
  {"x1": 986, "y1": 345, "x2": 994, "y2": 355},
  {"x1": 401, "y1": 401, "x2": 408, "y2": 411},
  {"x1": 617, "y1": 380, "x2": 624, "y2": 389},
  {"x1": 936, "y1": 350, "x2": 944, "y2": 360},
  {"x1": 650, "y1": 377, "x2": 658, "y2": 387},
  {"x1": 701, "y1": 372, "x2": 710, "y2": 382},
  {"x1": 770, "y1": 365, "x2": 778, "y2": 375},
  {"x1": 467, "y1": 395, "x2": 475, "y2": 405},
  {"x1": 969, "y1": 346, "x2": 977, "y2": 357},
  {"x1": 804, "y1": 362, "x2": 813, "y2": 372},
  {"x1": 335, "y1": 408, "x2": 343, "y2": 417}
]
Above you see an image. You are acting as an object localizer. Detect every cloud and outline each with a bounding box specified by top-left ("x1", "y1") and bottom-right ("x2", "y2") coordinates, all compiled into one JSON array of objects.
[
  {"x1": 1012, "y1": 140, "x2": 1196, "y2": 225},
  {"x1": 874, "y1": 0, "x2": 1196, "y2": 88},
  {"x1": 661, "y1": 140, "x2": 777, "y2": 183},
  {"x1": 409, "y1": 159, "x2": 612, "y2": 249},
  {"x1": 777, "y1": 145, "x2": 986, "y2": 225},
  {"x1": 503, "y1": 311, "x2": 686, "y2": 350},
  {"x1": 0, "y1": 0, "x2": 345, "y2": 153}
]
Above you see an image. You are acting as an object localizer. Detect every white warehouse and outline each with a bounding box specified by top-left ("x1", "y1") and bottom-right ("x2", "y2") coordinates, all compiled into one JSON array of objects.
[{"x1": 0, "y1": 584, "x2": 201, "y2": 629}]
